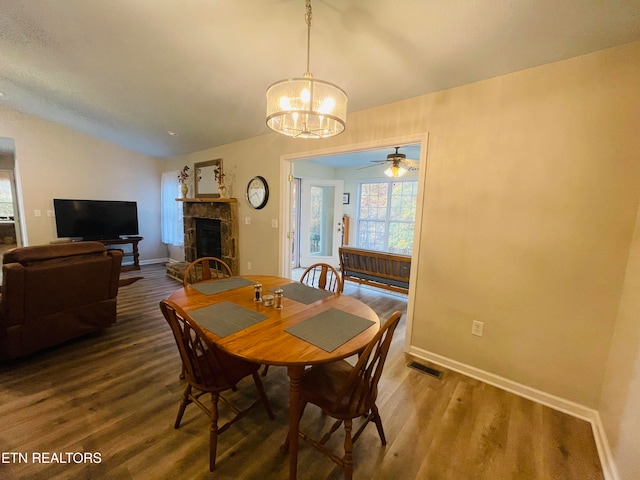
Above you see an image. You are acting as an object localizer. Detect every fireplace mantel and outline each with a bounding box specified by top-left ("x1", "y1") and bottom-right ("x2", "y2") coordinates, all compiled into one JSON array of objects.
[
  {"x1": 176, "y1": 197, "x2": 237, "y2": 204},
  {"x1": 180, "y1": 198, "x2": 239, "y2": 274}
]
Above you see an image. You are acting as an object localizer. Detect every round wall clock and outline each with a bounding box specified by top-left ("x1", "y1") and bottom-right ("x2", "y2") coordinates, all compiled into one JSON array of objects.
[{"x1": 246, "y1": 175, "x2": 269, "y2": 209}]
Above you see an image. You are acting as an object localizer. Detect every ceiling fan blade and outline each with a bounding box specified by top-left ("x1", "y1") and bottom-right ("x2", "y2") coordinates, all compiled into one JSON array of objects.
[
  {"x1": 356, "y1": 164, "x2": 380, "y2": 170},
  {"x1": 402, "y1": 159, "x2": 420, "y2": 167}
]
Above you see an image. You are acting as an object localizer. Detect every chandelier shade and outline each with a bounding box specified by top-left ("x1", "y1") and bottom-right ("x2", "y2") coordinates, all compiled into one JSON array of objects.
[
  {"x1": 265, "y1": 0, "x2": 347, "y2": 139},
  {"x1": 266, "y1": 76, "x2": 347, "y2": 138}
]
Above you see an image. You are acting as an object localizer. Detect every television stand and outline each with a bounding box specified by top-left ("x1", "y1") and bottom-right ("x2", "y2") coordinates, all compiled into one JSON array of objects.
[{"x1": 98, "y1": 237, "x2": 143, "y2": 271}]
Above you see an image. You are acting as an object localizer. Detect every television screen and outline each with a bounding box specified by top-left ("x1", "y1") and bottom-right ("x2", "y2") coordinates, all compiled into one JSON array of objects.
[{"x1": 53, "y1": 199, "x2": 139, "y2": 240}]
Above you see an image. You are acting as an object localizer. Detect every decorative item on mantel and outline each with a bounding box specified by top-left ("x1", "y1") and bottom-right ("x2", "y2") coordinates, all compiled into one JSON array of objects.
[
  {"x1": 216, "y1": 168, "x2": 227, "y2": 198},
  {"x1": 178, "y1": 165, "x2": 190, "y2": 198}
]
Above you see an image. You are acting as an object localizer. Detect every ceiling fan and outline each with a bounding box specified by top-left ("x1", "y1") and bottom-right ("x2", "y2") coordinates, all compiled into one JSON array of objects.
[{"x1": 357, "y1": 147, "x2": 419, "y2": 178}]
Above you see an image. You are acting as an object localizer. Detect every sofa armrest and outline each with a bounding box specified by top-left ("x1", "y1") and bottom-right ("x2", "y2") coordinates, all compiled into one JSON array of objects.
[
  {"x1": 107, "y1": 249, "x2": 123, "y2": 297},
  {"x1": 0, "y1": 263, "x2": 26, "y2": 327}
]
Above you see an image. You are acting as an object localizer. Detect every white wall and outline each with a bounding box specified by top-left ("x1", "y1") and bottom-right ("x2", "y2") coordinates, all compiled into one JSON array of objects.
[{"x1": 0, "y1": 106, "x2": 167, "y2": 263}]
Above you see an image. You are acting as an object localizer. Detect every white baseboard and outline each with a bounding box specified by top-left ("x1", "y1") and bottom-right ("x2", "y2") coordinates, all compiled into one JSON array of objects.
[
  {"x1": 407, "y1": 346, "x2": 620, "y2": 480},
  {"x1": 140, "y1": 257, "x2": 170, "y2": 266}
]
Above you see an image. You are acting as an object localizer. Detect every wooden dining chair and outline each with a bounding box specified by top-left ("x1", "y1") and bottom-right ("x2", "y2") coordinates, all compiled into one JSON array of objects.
[
  {"x1": 283, "y1": 311, "x2": 403, "y2": 480},
  {"x1": 299, "y1": 262, "x2": 342, "y2": 293},
  {"x1": 182, "y1": 256, "x2": 232, "y2": 287},
  {"x1": 179, "y1": 257, "x2": 233, "y2": 379},
  {"x1": 159, "y1": 300, "x2": 275, "y2": 472}
]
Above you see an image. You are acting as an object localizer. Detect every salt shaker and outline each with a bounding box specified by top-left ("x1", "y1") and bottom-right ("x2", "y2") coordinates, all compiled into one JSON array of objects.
[
  {"x1": 274, "y1": 288, "x2": 283, "y2": 310},
  {"x1": 254, "y1": 283, "x2": 263, "y2": 302}
]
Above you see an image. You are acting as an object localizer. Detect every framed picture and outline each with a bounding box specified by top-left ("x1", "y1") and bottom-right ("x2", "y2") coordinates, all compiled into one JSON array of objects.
[{"x1": 343, "y1": 193, "x2": 350, "y2": 205}]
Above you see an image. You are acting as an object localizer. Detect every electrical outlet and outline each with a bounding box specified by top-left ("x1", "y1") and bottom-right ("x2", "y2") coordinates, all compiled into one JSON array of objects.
[
  {"x1": 245, "y1": 216, "x2": 251, "y2": 225},
  {"x1": 472, "y1": 320, "x2": 484, "y2": 337},
  {"x1": 247, "y1": 261, "x2": 252, "y2": 271},
  {"x1": 271, "y1": 219, "x2": 278, "y2": 228}
]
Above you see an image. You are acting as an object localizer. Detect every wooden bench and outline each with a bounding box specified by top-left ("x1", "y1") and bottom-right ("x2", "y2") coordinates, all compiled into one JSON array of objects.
[{"x1": 338, "y1": 246, "x2": 411, "y2": 294}]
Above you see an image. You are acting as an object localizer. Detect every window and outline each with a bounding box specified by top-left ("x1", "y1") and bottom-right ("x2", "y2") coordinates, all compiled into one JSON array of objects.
[
  {"x1": 0, "y1": 171, "x2": 15, "y2": 219},
  {"x1": 161, "y1": 170, "x2": 183, "y2": 246},
  {"x1": 357, "y1": 180, "x2": 417, "y2": 255}
]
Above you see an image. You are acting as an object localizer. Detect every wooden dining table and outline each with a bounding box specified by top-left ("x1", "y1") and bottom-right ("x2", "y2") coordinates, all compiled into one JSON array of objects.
[{"x1": 167, "y1": 274, "x2": 380, "y2": 480}]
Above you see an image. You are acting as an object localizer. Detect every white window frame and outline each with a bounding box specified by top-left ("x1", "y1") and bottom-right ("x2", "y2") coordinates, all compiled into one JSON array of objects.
[{"x1": 356, "y1": 179, "x2": 417, "y2": 254}]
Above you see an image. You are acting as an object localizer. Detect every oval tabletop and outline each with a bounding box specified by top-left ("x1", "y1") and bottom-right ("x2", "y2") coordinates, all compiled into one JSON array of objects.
[{"x1": 167, "y1": 274, "x2": 380, "y2": 366}]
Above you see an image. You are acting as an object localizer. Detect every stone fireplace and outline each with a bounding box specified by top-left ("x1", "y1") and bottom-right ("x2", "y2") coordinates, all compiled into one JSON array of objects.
[{"x1": 181, "y1": 198, "x2": 239, "y2": 275}]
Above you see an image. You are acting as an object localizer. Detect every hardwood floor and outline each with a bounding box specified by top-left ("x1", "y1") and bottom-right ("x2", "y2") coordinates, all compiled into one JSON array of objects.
[{"x1": 0, "y1": 264, "x2": 604, "y2": 479}]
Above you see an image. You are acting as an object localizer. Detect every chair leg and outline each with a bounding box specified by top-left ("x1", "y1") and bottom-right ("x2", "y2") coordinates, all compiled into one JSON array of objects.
[
  {"x1": 343, "y1": 418, "x2": 354, "y2": 480},
  {"x1": 251, "y1": 371, "x2": 275, "y2": 420},
  {"x1": 174, "y1": 384, "x2": 191, "y2": 428},
  {"x1": 371, "y1": 404, "x2": 386, "y2": 445},
  {"x1": 261, "y1": 364, "x2": 270, "y2": 376},
  {"x1": 209, "y1": 392, "x2": 220, "y2": 472},
  {"x1": 179, "y1": 363, "x2": 186, "y2": 380}
]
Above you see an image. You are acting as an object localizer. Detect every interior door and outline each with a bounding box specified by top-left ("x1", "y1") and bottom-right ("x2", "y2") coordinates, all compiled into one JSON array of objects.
[{"x1": 299, "y1": 179, "x2": 343, "y2": 268}]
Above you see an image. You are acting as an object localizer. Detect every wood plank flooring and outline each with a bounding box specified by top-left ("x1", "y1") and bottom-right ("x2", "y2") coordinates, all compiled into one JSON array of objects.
[{"x1": 0, "y1": 264, "x2": 604, "y2": 479}]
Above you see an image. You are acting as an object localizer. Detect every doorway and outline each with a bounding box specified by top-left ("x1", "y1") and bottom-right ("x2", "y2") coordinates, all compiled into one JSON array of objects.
[
  {"x1": 298, "y1": 178, "x2": 344, "y2": 268},
  {"x1": 280, "y1": 134, "x2": 428, "y2": 280},
  {"x1": 0, "y1": 137, "x2": 24, "y2": 282}
]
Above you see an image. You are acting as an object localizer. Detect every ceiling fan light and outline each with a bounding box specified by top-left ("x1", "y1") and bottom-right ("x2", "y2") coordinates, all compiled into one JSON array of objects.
[{"x1": 384, "y1": 164, "x2": 408, "y2": 178}]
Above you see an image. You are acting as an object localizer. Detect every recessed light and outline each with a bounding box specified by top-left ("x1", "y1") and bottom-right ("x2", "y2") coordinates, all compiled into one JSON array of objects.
[
  {"x1": 167, "y1": 130, "x2": 179, "y2": 137},
  {"x1": 0, "y1": 92, "x2": 5, "y2": 98}
]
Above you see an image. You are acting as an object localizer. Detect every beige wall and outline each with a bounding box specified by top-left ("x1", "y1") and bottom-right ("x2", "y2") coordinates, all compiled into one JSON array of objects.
[
  {"x1": 411, "y1": 42, "x2": 640, "y2": 408},
  {"x1": 0, "y1": 106, "x2": 166, "y2": 262},
  {"x1": 600, "y1": 201, "x2": 640, "y2": 480},
  {"x1": 169, "y1": 42, "x2": 640, "y2": 476}
]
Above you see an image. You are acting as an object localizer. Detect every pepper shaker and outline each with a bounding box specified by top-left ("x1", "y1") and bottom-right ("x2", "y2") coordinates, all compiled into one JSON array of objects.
[
  {"x1": 274, "y1": 288, "x2": 283, "y2": 310},
  {"x1": 254, "y1": 283, "x2": 263, "y2": 302}
]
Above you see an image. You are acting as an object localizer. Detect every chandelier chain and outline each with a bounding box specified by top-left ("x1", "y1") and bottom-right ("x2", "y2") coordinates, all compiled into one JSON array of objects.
[{"x1": 305, "y1": 0, "x2": 312, "y2": 75}]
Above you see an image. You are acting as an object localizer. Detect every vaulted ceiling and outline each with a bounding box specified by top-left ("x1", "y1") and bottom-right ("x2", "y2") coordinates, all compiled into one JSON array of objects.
[{"x1": 1, "y1": 0, "x2": 639, "y2": 158}]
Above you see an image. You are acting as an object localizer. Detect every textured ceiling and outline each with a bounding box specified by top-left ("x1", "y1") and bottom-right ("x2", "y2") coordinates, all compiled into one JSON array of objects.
[{"x1": 1, "y1": 0, "x2": 639, "y2": 158}]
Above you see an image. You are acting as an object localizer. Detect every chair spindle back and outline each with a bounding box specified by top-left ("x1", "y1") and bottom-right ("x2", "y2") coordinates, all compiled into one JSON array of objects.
[
  {"x1": 160, "y1": 300, "x2": 235, "y2": 391},
  {"x1": 300, "y1": 263, "x2": 342, "y2": 293},
  {"x1": 336, "y1": 311, "x2": 402, "y2": 414}
]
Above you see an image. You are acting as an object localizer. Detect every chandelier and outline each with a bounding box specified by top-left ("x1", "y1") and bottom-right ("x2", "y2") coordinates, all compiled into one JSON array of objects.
[{"x1": 266, "y1": 0, "x2": 347, "y2": 138}]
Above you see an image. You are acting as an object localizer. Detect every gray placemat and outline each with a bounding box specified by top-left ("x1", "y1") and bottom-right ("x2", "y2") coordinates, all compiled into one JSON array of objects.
[
  {"x1": 279, "y1": 282, "x2": 334, "y2": 304},
  {"x1": 285, "y1": 308, "x2": 375, "y2": 352},
  {"x1": 191, "y1": 276, "x2": 254, "y2": 295},
  {"x1": 189, "y1": 301, "x2": 267, "y2": 337}
]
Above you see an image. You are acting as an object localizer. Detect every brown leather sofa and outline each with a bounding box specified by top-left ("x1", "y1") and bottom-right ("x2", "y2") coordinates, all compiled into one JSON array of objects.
[{"x1": 0, "y1": 242, "x2": 123, "y2": 361}]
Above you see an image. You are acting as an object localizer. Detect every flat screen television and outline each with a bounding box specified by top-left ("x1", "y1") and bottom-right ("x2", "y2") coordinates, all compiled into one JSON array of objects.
[{"x1": 53, "y1": 199, "x2": 139, "y2": 240}]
